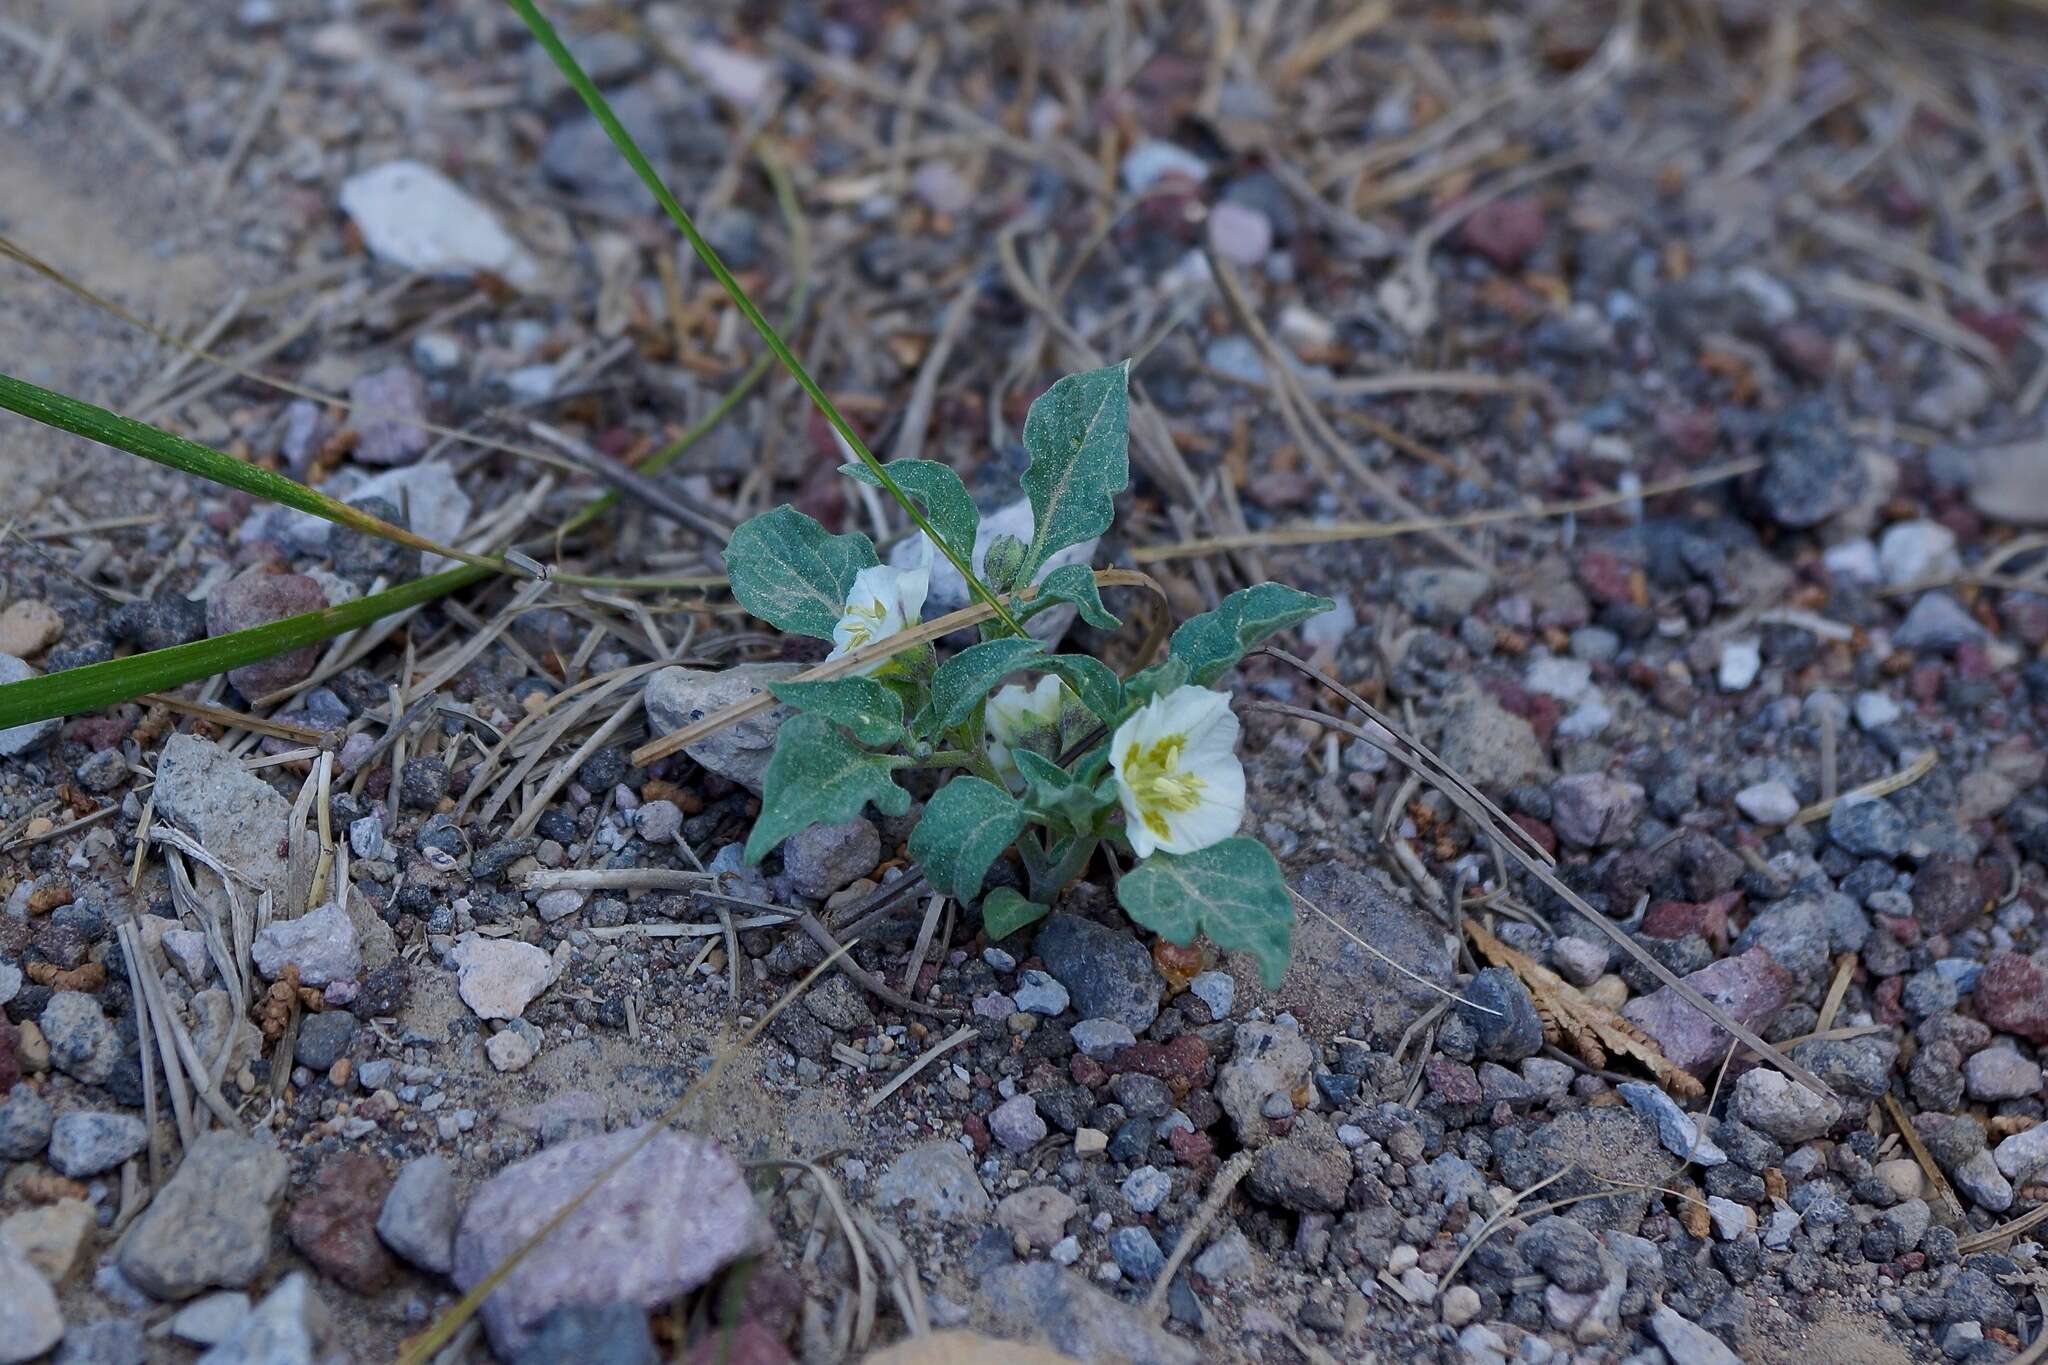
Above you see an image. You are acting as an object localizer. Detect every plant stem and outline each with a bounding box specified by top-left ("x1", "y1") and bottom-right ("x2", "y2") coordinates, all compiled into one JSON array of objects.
[
  {"x1": 505, "y1": 0, "x2": 1026, "y2": 639},
  {"x1": 897, "y1": 749, "x2": 977, "y2": 770}
]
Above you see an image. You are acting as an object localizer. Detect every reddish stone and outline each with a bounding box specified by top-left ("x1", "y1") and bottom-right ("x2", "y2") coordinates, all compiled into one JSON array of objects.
[
  {"x1": 1909, "y1": 664, "x2": 1944, "y2": 704},
  {"x1": 1510, "y1": 814, "x2": 1557, "y2": 857},
  {"x1": 1576, "y1": 550, "x2": 1638, "y2": 607},
  {"x1": 1640, "y1": 893, "x2": 1736, "y2": 945},
  {"x1": 1459, "y1": 196, "x2": 1547, "y2": 270},
  {"x1": 2001, "y1": 594, "x2": 2048, "y2": 647},
  {"x1": 1167, "y1": 1126, "x2": 1216, "y2": 1176},
  {"x1": 207, "y1": 571, "x2": 329, "y2": 698},
  {"x1": 1069, "y1": 1054, "x2": 1107, "y2": 1089},
  {"x1": 1976, "y1": 953, "x2": 2048, "y2": 1042},
  {"x1": 1912, "y1": 855, "x2": 1995, "y2": 934},
  {"x1": 286, "y1": 1153, "x2": 395, "y2": 1294},
  {"x1": 1655, "y1": 406, "x2": 1719, "y2": 459},
  {"x1": 734, "y1": 1265, "x2": 804, "y2": 1336},
  {"x1": 1619, "y1": 947, "x2": 1795, "y2": 1074},
  {"x1": 1873, "y1": 974, "x2": 1906, "y2": 1026},
  {"x1": 1523, "y1": 694, "x2": 1561, "y2": 747},
  {"x1": 1426, "y1": 1057, "x2": 1482, "y2": 1106},
  {"x1": 1770, "y1": 322, "x2": 1834, "y2": 379},
  {"x1": 1957, "y1": 308, "x2": 2025, "y2": 356},
  {"x1": 65, "y1": 712, "x2": 135, "y2": 750},
  {"x1": 683, "y1": 1322, "x2": 792, "y2": 1365},
  {"x1": 0, "y1": 1023, "x2": 17, "y2": 1093},
  {"x1": 1110, "y1": 1033, "x2": 1211, "y2": 1096},
  {"x1": 961, "y1": 1113, "x2": 990, "y2": 1157}
]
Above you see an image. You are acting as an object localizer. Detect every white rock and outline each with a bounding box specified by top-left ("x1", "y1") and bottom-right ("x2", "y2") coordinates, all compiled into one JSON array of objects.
[
  {"x1": 1821, "y1": 539, "x2": 1880, "y2": 583},
  {"x1": 486, "y1": 1030, "x2": 536, "y2": 1072},
  {"x1": 1649, "y1": 1305, "x2": 1742, "y2": 1365},
  {"x1": 0, "y1": 1239, "x2": 62, "y2": 1363},
  {"x1": 1730, "y1": 1069, "x2": 1832, "y2": 1143},
  {"x1": 0, "y1": 655, "x2": 57, "y2": 757},
  {"x1": 1705, "y1": 1196, "x2": 1752, "y2": 1240},
  {"x1": 1734, "y1": 780, "x2": 1799, "y2": 826},
  {"x1": 1717, "y1": 638, "x2": 1761, "y2": 692},
  {"x1": 1994, "y1": 1123, "x2": 2048, "y2": 1184},
  {"x1": 1854, "y1": 691, "x2": 1902, "y2": 731},
  {"x1": 1878, "y1": 520, "x2": 1961, "y2": 587},
  {"x1": 1525, "y1": 656, "x2": 1593, "y2": 703},
  {"x1": 163, "y1": 929, "x2": 213, "y2": 987},
  {"x1": 251, "y1": 904, "x2": 360, "y2": 988},
  {"x1": 168, "y1": 1292, "x2": 253, "y2": 1347},
  {"x1": 1120, "y1": 139, "x2": 1208, "y2": 193},
  {"x1": 339, "y1": 160, "x2": 541, "y2": 289},
  {"x1": 451, "y1": 937, "x2": 552, "y2": 1020}
]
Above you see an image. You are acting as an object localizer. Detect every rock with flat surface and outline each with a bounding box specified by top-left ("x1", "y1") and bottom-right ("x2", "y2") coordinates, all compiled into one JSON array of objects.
[
  {"x1": 1215, "y1": 1020, "x2": 1315, "y2": 1145},
  {"x1": 153, "y1": 734, "x2": 293, "y2": 901},
  {"x1": 1287, "y1": 862, "x2": 1455, "y2": 1043},
  {"x1": 0, "y1": 1239, "x2": 62, "y2": 1364},
  {"x1": 1648, "y1": 1305, "x2": 1742, "y2": 1365},
  {"x1": 979, "y1": 1263, "x2": 1198, "y2": 1365},
  {"x1": 119, "y1": 1132, "x2": 289, "y2": 1299},
  {"x1": 452, "y1": 1125, "x2": 766, "y2": 1355},
  {"x1": 377, "y1": 1154, "x2": 459, "y2": 1274},
  {"x1": 1621, "y1": 948, "x2": 1795, "y2": 1074},
  {"x1": 252, "y1": 904, "x2": 360, "y2": 988},
  {"x1": 340, "y1": 160, "x2": 541, "y2": 289},
  {"x1": 643, "y1": 663, "x2": 799, "y2": 793},
  {"x1": 876, "y1": 1140, "x2": 991, "y2": 1222},
  {"x1": 0, "y1": 654, "x2": 57, "y2": 756},
  {"x1": 451, "y1": 936, "x2": 552, "y2": 1020},
  {"x1": 196, "y1": 1274, "x2": 332, "y2": 1365},
  {"x1": 1034, "y1": 915, "x2": 1161, "y2": 1033},
  {"x1": 48, "y1": 1111, "x2": 149, "y2": 1177}
]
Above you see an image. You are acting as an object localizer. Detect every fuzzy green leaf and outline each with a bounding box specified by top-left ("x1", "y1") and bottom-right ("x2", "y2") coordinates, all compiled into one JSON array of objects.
[
  {"x1": 1169, "y1": 583, "x2": 1336, "y2": 686},
  {"x1": 841, "y1": 460, "x2": 979, "y2": 568},
  {"x1": 1013, "y1": 750, "x2": 1115, "y2": 832},
  {"x1": 725, "y1": 505, "x2": 878, "y2": 641},
  {"x1": 1024, "y1": 563, "x2": 1120, "y2": 630},
  {"x1": 909, "y1": 776, "x2": 1028, "y2": 900},
  {"x1": 744, "y1": 714, "x2": 909, "y2": 864},
  {"x1": 767, "y1": 677, "x2": 904, "y2": 748},
  {"x1": 928, "y1": 636, "x2": 1046, "y2": 732},
  {"x1": 1038, "y1": 653, "x2": 1123, "y2": 723},
  {"x1": 1116, "y1": 837, "x2": 1294, "y2": 989},
  {"x1": 981, "y1": 888, "x2": 1050, "y2": 942},
  {"x1": 1019, "y1": 361, "x2": 1131, "y2": 578},
  {"x1": 1119, "y1": 655, "x2": 1190, "y2": 716}
]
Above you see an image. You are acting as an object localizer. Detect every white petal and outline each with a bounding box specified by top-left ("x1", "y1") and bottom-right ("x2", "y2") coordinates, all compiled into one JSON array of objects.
[
  {"x1": 1155, "y1": 760, "x2": 1245, "y2": 854},
  {"x1": 1118, "y1": 778, "x2": 1162, "y2": 858},
  {"x1": 896, "y1": 536, "x2": 933, "y2": 620}
]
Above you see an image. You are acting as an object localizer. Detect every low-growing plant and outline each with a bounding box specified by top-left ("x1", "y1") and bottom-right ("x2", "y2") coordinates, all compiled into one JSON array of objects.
[{"x1": 725, "y1": 360, "x2": 1331, "y2": 988}]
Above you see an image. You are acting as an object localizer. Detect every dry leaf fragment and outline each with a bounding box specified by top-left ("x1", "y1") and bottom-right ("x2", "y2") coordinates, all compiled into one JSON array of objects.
[{"x1": 1464, "y1": 918, "x2": 1704, "y2": 1100}]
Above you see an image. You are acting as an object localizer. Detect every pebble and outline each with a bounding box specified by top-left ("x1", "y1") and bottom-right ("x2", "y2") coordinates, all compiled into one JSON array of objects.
[
  {"x1": 1034, "y1": 916, "x2": 1161, "y2": 1033},
  {"x1": 487, "y1": 1029, "x2": 537, "y2": 1072},
  {"x1": 1548, "y1": 773, "x2": 1644, "y2": 847},
  {"x1": 1459, "y1": 196, "x2": 1547, "y2": 269},
  {"x1": 293, "y1": 1010, "x2": 357, "y2": 1072},
  {"x1": 642, "y1": 664, "x2": 798, "y2": 793},
  {"x1": 376, "y1": 1155, "x2": 458, "y2": 1275},
  {"x1": 1459, "y1": 967, "x2": 1545, "y2": 1062},
  {"x1": 1893, "y1": 592, "x2": 1987, "y2": 652},
  {"x1": 876, "y1": 1140, "x2": 992, "y2": 1222},
  {"x1": 633, "y1": 800, "x2": 682, "y2": 843},
  {"x1": 534, "y1": 889, "x2": 585, "y2": 924},
  {"x1": 1879, "y1": 520, "x2": 1961, "y2": 586},
  {"x1": 1215, "y1": 1020, "x2": 1315, "y2": 1143},
  {"x1": 1189, "y1": 971, "x2": 1235, "y2": 1020},
  {"x1": 0, "y1": 600, "x2": 61, "y2": 658},
  {"x1": 451, "y1": 1125, "x2": 767, "y2": 1354},
  {"x1": 1121, "y1": 1166, "x2": 1171, "y2": 1215},
  {"x1": 979, "y1": 1262, "x2": 1197, "y2": 1365},
  {"x1": 1616, "y1": 1081, "x2": 1726, "y2": 1166},
  {"x1": 1441, "y1": 1285, "x2": 1481, "y2": 1328},
  {"x1": 1193, "y1": 1228, "x2": 1253, "y2": 1282},
  {"x1": 285, "y1": 1154, "x2": 394, "y2": 1294},
  {"x1": 1735, "y1": 780, "x2": 1799, "y2": 825},
  {"x1": 1012, "y1": 970, "x2": 1069, "y2": 1017},
  {"x1": 41, "y1": 991, "x2": 121, "y2": 1085},
  {"x1": 1994, "y1": 1124, "x2": 2048, "y2": 1184},
  {"x1": 0, "y1": 1085, "x2": 55, "y2": 1158},
  {"x1": 0, "y1": 1239, "x2": 63, "y2": 1364},
  {"x1": 1730, "y1": 1069, "x2": 1833, "y2": 1143},
  {"x1": 0, "y1": 655, "x2": 58, "y2": 756},
  {"x1": 509, "y1": 1304, "x2": 660, "y2": 1365},
  {"x1": 197, "y1": 1272, "x2": 333, "y2": 1365},
  {"x1": 781, "y1": 818, "x2": 880, "y2": 898},
  {"x1": 1622, "y1": 948, "x2": 1794, "y2": 1074},
  {"x1": 339, "y1": 160, "x2": 542, "y2": 289},
  {"x1": 1108, "y1": 1225, "x2": 1166, "y2": 1283},
  {"x1": 119, "y1": 1131, "x2": 289, "y2": 1298},
  {"x1": 1966, "y1": 1047, "x2": 2041, "y2": 1102},
  {"x1": 251, "y1": 904, "x2": 361, "y2": 987},
  {"x1": 1120, "y1": 139, "x2": 1208, "y2": 192},
  {"x1": 1823, "y1": 539, "x2": 1880, "y2": 582},
  {"x1": 1070, "y1": 1019, "x2": 1137, "y2": 1061},
  {"x1": 163, "y1": 929, "x2": 213, "y2": 986},
  {"x1": 1550, "y1": 937, "x2": 1607, "y2": 986},
  {"x1": 348, "y1": 366, "x2": 431, "y2": 466},
  {"x1": 48, "y1": 1111, "x2": 149, "y2": 1177},
  {"x1": 989, "y1": 1095, "x2": 1048, "y2": 1153},
  {"x1": 1649, "y1": 1304, "x2": 1742, "y2": 1365},
  {"x1": 206, "y1": 571, "x2": 329, "y2": 696},
  {"x1": 0, "y1": 1199, "x2": 93, "y2": 1282},
  {"x1": 1828, "y1": 797, "x2": 1907, "y2": 858},
  {"x1": 1437, "y1": 684, "x2": 1552, "y2": 788},
  {"x1": 1706, "y1": 1196, "x2": 1752, "y2": 1240},
  {"x1": 1717, "y1": 638, "x2": 1761, "y2": 691},
  {"x1": 1757, "y1": 400, "x2": 1862, "y2": 528},
  {"x1": 451, "y1": 936, "x2": 553, "y2": 1020},
  {"x1": 1969, "y1": 439, "x2": 2048, "y2": 525},
  {"x1": 1207, "y1": 201, "x2": 1273, "y2": 266},
  {"x1": 994, "y1": 1186, "x2": 1078, "y2": 1251},
  {"x1": 167, "y1": 1293, "x2": 252, "y2": 1347}
]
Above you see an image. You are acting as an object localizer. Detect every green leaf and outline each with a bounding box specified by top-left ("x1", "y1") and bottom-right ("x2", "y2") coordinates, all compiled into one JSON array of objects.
[
  {"x1": 1168, "y1": 583, "x2": 1336, "y2": 686},
  {"x1": 743, "y1": 714, "x2": 910, "y2": 864},
  {"x1": 1038, "y1": 653, "x2": 1123, "y2": 723},
  {"x1": 1120, "y1": 655, "x2": 1190, "y2": 716},
  {"x1": 983, "y1": 533, "x2": 1027, "y2": 592},
  {"x1": 725, "y1": 505, "x2": 878, "y2": 641},
  {"x1": 1024, "y1": 563, "x2": 1120, "y2": 630},
  {"x1": 0, "y1": 372, "x2": 493, "y2": 571},
  {"x1": 1116, "y1": 837, "x2": 1295, "y2": 989},
  {"x1": 909, "y1": 776, "x2": 1028, "y2": 900},
  {"x1": 928, "y1": 637, "x2": 1046, "y2": 732},
  {"x1": 842, "y1": 460, "x2": 979, "y2": 568},
  {"x1": 0, "y1": 564, "x2": 491, "y2": 728},
  {"x1": 982, "y1": 887, "x2": 1050, "y2": 942},
  {"x1": 1019, "y1": 361, "x2": 1131, "y2": 578},
  {"x1": 767, "y1": 677, "x2": 904, "y2": 748},
  {"x1": 1013, "y1": 750, "x2": 1116, "y2": 832}
]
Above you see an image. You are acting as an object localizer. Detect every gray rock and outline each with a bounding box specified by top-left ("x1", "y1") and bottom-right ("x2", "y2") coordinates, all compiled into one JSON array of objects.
[
  {"x1": 1648, "y1": 1304, "x2": 1742, "y2": 1365},
  {"x1": 0, "y1": 1239, "x2": 63, "y2": 1363},
  {"x1": 1397, "y1": 567, "x2": 1492, "y2": 623},
  {"x1": 1012, "y1": 970, "x2": 1069, "y2": 1017},
  {"x1": 154, "y1": 734, "x2": 293, "y2": 900},
  {"x1": 1616, "y1": 1082, "x2": 1725, "y2": 1166},
  {"x1": 1436, "y1": 684, "x2": 1551, "y2": 789},
  {"x1": 1291, "y1": 862, "x2": 1455, "y2": 1045},
  {"x1": 876, "y1": 1140, "x2": 991, "y2": 1222},
  {"x1": 1109, "y1": 1225, "x2": 1165, "y2": 1282},
  {"x1": 1192, "y1": 1229, "x2": 1253, "y2": 1282},
  {"x1": 251, "y1": 904, "x2": 360, "y2": 988},
  {"x1": 451, "y1": 1125, "x2": 767, "y2": 1355},
  {"x1": 1071, "y1": 1019, "x2": 1137, "y2": 1061},
  {"x1": 48, "y1": 1111, "x2": 149, "y2": 1177},
  {"x1": 541, "y1": 85, "x2": 671, "y2": 210},
  {"x1": 1549, "y1": 773, "x2": 1644, "y2": 848},
  {"x1": 54, "y1": 1317, "x2": 145, "y2": 1365},
  {"x1": 1121, "y1": 1166, "x2": 1171, "y2": 1215},
  {"x1": 509, "y1": 1303, "x2": 659, "y2": 1365},
  {"x1": 292, "y1": 1010, "x2": 357, "y2": 1072},
  {"x1": 980, "y1": 1262, "x2": 1199, "y2": 1365},
  {"x1": 451, "y1": 936, "x2": 552, "y2": 1020},
  {"x1": 989, "y1": 1095, "x2": 1048, "y2": 1153},
  {"x1": 1458, "y1": 967, "x2": 1544, "y2": 1062},
  {"x1": 1969, "y1": 440, "x2": 2048, "y2": 526},
  {"x1": 1730, "y1": 1069, "x2": 1833, "y2": 1143},
  {"x1": 1893, "y1": 592, "x2": 1987, "y2": 653},
  {"x1": 0, "y1": 962, "x2": 17, "y2": 1008},
  {"x1": 1189, "y1": 971, "x2": 1235, "y2": 1019},
  {"x1": 41, "y1": 990, "x2": 121, "y2": 1084},
  {"x1": 633, "y1": 800, "x2": 683, "y2": 844},
  {"x1": 348, "y1": 366, "x2": 431, "y2": 466},
  {"x1": 1967, "y1": 1048, "x2": 2042, "y2": 1102},
  {"x1": 162, "y1": 929, "x2": 213, "y2": 987},
  {"x1": 0, "y1": 654, "x2": 58, "y2": 756},
  {"x1": 1517, "y1": 1216, "x2": 1604, "y2": 1292},
  {"x1": 196, "y1": 1273, "x2": 332, "y2": 1365},
  {"x1": 997, "y1": 1186, "x2": 1079, "y2": 1252},
  {"x1": 1215, "y1": 1020, "x2": 1315, "y2": 1144},
  {"x1": 0, "y1": 1084, "x2": 55, "y2": 1158},
  {"x1": 802, "y1": 975, "x2": 874, "y2": 1034},
  {"x1": 642, "y1": 663, "x2": 800, "y2": 793},
  {"x1": 1828, "y1": 797, "x2": 1908, "y2": 858},
  {"x1": 377, "y1": 1155, "x2": 458, "y2": 1275},
  {"x1": 1246, "y1": 1114, "x2": 1351, "y2": 1213},
  {"x1": 205, "y1": 571, "x2": 329, "y2": 698},
  {"x1": 1034, "y1": 915, "x2": 1161, "y2": 1033},
  {"x1": 1757, "y1": 400, "x2": 1863, "y2": 528},
  {"x1": 275, "y1": 463, "x2": 474, "y2": 570},
  {"x1": 1736, "y1": 894, "x2": 1834, "y2": 983},
  {"x1": 338, "y1": 160, "x2": 542, "y2": 290},
  {"x1": 1734, "y1": 780, "x2": 1799, "y2": 825},
  {"x1": 119, "y1": 1131, "x2": 290, "y2": 1299},
  {"x1": 167, "y1": 1293, "x2": 252, "y2": 1347},
  {"x1": 781, "y1": 818, "x2": 879, "y2": 899},
  {"x1": 1954, "y1": 1149, "x2": 2013, "y2": 1213}
]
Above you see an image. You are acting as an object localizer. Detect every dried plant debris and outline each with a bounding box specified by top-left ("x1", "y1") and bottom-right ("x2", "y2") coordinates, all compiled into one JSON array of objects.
[{"x1": 1465, "y1": 917, "x2": 1703, "y2": 1100}]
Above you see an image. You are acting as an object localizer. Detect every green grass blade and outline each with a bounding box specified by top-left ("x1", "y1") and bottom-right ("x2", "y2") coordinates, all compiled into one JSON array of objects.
[
  {"x1": 505, "y1": 0, "x2": 1024, "y2": 637},
  {"x1": 0, "y1": 565, "x2": 488, "y2": 728},
  {"x1": 0, "y1": 372, "x2": 503, "y2": 572}
]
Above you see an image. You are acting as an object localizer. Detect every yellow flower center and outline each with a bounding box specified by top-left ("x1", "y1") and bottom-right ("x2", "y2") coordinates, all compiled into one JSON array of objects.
[
  {"x1": 1123, "y1": 733, "x2": 1206, "y2": 838},
  {"x1": 840, "y1": 597, "x2": 888, "y2": 650}
]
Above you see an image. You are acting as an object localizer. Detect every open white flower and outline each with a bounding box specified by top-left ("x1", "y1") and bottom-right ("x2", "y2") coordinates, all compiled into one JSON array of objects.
[
  {"x1": 1110, "y1": 685, "x2": 1244, "y2": 858},
  {"x1": 985, "y1": 675, "x2": 1069, "y2": 789},
  {"x1": 828, "y1": 537, "x2": 931, "y2": 669}
]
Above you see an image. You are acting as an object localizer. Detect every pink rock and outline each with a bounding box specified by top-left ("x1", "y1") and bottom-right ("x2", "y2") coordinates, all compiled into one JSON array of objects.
[
  {"x1": 1621, "y1": 948, "x2": 1795, "y2": 1074},
  {"x1": 1977, "y1": 954, "x2": 2048, "y2": 1042},
  {"x1": 1207, "y1": 201, "x2": 1274, "y2": 266},
  {"x1": 1550, "y1": 773, "x2": 1645, "y2": 848},
  {"x1": 206, "y1": 571, "x2": 329, "y2": 697},
  {"x1": 348, "y1": 366, "x2": 430, "y2": 466},
  {"x1": 1459, "y1": 196, "x2": 1546, "y2": 269}
]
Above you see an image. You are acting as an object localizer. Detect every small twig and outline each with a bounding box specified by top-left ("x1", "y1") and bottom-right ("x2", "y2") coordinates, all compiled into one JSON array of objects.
[
  {"x1": 798, "y1": 912, "x2": 956, "y2": 1020},
  {"x1": 1146, "y1": 1149, "x2": 1254, "y2": 1318},
  {"x1": 1791, "y1": 748, "x2": 1937, "y2": 826},
  {"x1": 860, "y1": 1025, "x2": 975, "y2": 1115}
]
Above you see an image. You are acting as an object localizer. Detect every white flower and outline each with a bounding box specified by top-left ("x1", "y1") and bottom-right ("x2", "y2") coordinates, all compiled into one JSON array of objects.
[
  {"x1": 1110, "y1": 685, "x2": 1244, "y2": 858},
  {"x1": 828, "y1": 537, "x2": 931, "y2": 669},
  {"x1": 985, "y1": 675, "x2": 1069, "y2": 789}
]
